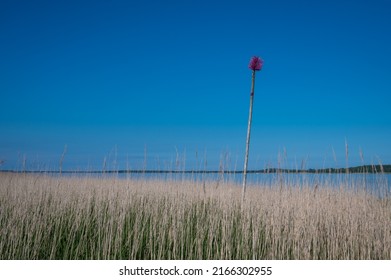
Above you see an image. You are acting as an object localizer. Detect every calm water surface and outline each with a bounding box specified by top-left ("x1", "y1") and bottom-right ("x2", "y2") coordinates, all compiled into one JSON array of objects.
[
  {"x1": 58, "y1": 171, "x2": 390, "y2": 197},
  {"x1": 109, "y1": 172, "x2": 390, "y2": 196}
]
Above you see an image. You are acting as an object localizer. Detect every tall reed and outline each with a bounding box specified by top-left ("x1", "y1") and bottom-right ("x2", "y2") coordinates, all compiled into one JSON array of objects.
[{"x1": 0, "y1": 172, "x2": 390, "y2": 259}]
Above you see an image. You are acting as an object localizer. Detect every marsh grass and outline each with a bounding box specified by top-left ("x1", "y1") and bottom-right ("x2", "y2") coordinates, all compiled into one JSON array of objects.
[{"x1": 0, "y1": 172, "x2": 390, "y2": 259}]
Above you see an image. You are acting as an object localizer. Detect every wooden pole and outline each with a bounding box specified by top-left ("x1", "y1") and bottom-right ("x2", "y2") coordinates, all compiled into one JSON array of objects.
[{"x1": 242, "y1": 70, "x2": 256, "y2": 203}]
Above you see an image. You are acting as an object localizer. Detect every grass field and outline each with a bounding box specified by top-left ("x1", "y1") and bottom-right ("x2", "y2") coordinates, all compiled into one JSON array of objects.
[{"x1": 0, "y1": 172, "x2": 390, "y2": 259}]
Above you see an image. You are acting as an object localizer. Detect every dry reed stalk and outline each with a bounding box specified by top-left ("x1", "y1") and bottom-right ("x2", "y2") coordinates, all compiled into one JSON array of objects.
[{"x1": 1, "y1": 172, "x2": 390, "y2": 260}]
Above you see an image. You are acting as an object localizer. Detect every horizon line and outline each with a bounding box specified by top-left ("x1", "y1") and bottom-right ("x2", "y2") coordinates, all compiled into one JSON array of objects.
[{"x1": 1, "y1": 164, "x2": 390, "y2": 174}]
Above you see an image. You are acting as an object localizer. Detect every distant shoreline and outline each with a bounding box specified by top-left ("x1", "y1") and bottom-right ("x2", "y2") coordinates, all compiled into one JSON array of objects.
[{"x1": 1, "y1": 164, "x2": 390, "y2": 174}]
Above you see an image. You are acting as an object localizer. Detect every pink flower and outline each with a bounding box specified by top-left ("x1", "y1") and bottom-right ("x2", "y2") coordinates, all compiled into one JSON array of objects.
[{"x1": 248, "y1": 56, "x2": 263, "y2": 71}]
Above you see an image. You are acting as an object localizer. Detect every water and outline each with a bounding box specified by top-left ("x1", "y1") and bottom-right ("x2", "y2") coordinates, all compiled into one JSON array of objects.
[
  {"x1": 102, "y1": 171, "x2": 391, "y2": 196},
  {"x1": 54, "y1": 169, "x2": 391, "y2": 197}
]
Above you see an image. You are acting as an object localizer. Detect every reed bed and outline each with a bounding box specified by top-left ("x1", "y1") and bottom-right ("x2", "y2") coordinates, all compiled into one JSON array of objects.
[{"x1": 0, "y1": 172, "x2": 390, "y2": 259}]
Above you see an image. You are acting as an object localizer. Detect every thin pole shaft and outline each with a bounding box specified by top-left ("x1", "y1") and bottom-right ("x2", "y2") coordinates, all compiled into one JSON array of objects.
[{"x1": 242, "y1": 70, "x2": 256, "y2": 203}]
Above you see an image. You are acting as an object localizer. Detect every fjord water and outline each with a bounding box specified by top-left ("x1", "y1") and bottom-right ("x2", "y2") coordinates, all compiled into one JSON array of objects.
[{"x1": 109, "y1": 172, "x2": 390, "y2": 197}]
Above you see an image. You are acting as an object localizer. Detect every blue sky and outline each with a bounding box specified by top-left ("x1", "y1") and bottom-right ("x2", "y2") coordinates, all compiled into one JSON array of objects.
[{"x1": 1, "y1": 0, "x2": 391, "y2": 171}]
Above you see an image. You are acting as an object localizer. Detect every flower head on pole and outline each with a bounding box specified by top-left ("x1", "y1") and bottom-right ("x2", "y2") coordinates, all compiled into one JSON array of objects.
[
  {"x1": 243, "y1": 55, "x2": 263, "y2": 204},
  {"x1": 248, "y1": 56, "x2": 263, "y2": 71}
]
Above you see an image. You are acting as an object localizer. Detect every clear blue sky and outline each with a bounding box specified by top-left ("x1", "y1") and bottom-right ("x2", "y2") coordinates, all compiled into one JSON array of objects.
[{"x1": 1, "y1": 0, "x2": 391, "y2": 171}]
